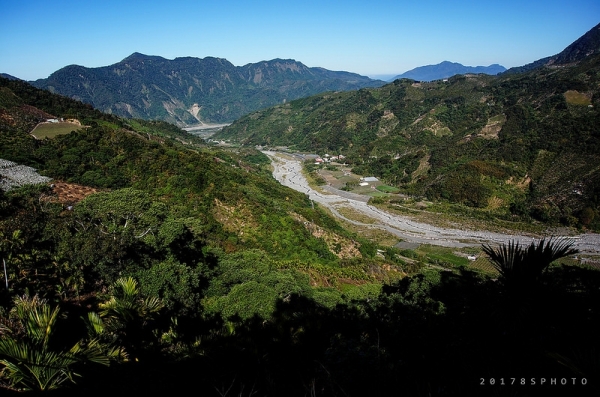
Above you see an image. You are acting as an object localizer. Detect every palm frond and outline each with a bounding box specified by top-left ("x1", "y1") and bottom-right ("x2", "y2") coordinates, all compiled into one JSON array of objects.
[
  {"x1": 99, "y1": 276, "x2": 163, "y2": 322},
  {"x1": 116, "y1": 276, "x2": 139, "y2": 298},
  {"x1": 26, "y1": 304, "x2": 60, "y2": 349},
  {"x1": 0, "y1": 295, "x2": 125, "y2": 391},
  {"x1": 0, "y1": 338, "x2": 78, "y2": 391},
  {"x1": 482, "y1": 237, "x2": 578, "y2": 288},
  {"x1": 84, "y1": 312, "x2": 105, "y2": 337},
  {"x1": 482, "y1": 240, "x2": 524, "y2": 277}
]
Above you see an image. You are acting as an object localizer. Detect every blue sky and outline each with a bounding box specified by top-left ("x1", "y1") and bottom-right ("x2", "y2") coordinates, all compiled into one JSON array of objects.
[{"x1": 1, "y1": 0, "x2": 598, "y2": 81}]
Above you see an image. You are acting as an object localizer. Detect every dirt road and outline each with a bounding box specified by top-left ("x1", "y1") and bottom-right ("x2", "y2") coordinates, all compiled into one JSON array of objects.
[{"x1": 264, "y1": 151, "x2": 600, "y2": 255}]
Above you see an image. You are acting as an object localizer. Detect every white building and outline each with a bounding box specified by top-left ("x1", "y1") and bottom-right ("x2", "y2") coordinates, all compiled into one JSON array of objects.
[{"x1": 361, "y1": 177, "x2": 379, "y2": 183}]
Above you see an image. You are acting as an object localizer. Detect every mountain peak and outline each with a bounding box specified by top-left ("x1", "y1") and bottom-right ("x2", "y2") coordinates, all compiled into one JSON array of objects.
[
  {"x1": 392, "y1": 61, "x2": 506, "y2": 82},
  {"x1": 504, "y1": 22, "x2": 600, "y2": 74},
  {"x1": 121, "y1": 52, "x2": 165, "y2": 63},
  {"x1": 552, "y1": 22, "x2": 600, "y2": 64}
]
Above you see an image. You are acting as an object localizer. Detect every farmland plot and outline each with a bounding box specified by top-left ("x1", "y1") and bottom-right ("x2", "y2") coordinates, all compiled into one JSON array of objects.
[{"x1": 31, "y1": 121, "x2": 81, "y2": 139}]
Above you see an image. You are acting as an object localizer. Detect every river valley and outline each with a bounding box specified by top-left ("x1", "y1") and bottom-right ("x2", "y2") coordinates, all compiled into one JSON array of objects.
[{"x1": 264, "y1": 151, "x2": 600, "y2": 257}]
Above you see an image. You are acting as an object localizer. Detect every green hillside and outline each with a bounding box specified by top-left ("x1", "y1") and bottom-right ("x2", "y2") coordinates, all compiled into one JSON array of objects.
[
  {"x1": 216, "y1": 48, "x2": 600, "y2": 230},
  {"x1": 0, "y1": 76, "x2": 391, "y2": 274}
]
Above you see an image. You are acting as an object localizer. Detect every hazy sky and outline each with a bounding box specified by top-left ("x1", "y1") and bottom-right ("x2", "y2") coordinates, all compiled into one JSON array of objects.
[{"x1": 1, "y1": 0, "x2": 599, "y2": 81}]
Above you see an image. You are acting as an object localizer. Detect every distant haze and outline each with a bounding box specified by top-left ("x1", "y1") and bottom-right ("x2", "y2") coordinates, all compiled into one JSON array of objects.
[{"x1": 368, "y1": 74, "x2": 398, "y2": 81}]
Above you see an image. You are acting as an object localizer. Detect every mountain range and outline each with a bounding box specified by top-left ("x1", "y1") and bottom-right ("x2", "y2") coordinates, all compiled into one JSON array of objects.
[
  {"x1": 215, "y1": 22, "x2": 600, "y2": 229},
  {"x1": 30, "y1": 54, "x2": 385, "y2": 126},
  {"x1": 23, "y1": 57, "x2": 510, "y2": 127},
  {"x1": 1, "y1": 19, "x2": 600, "y2": 397},
  {"x1": 390, "y1": 61, "x2": 506, "y2": 82}
]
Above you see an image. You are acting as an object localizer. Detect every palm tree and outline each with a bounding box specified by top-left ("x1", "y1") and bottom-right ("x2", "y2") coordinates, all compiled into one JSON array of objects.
[
  {"x1": 98, "y1": 277, "x2": 163, "y2": 357},
  {"x1": 482, "y1": 237, "x2": 578, "y2": 290},
  {"x1": 0, "y1": 294, "x2": 122, "y2": 391},
  {"x1": 99, "y1": 276, "x2": 163, "y2": 325}
]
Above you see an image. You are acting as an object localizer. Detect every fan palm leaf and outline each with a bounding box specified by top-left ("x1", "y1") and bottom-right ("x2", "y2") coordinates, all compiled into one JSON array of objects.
[
  {"x1": 482, "y1": 237, "x2": 578, "y2": 288},
  {"x1": 0, "y1": 295, "x2": 122, "y2": 391},
  {"x1": 0, "y1": 338, "x2": 78, "y2": 391},
  {"x1": 99, "y1": 276, "x2": 163, "y2": 324}
]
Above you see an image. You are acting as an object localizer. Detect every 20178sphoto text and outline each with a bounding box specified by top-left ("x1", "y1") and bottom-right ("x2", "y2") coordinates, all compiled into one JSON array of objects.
[{"x1": 480, "y1": 377, "x2": 588, "y2": 386}]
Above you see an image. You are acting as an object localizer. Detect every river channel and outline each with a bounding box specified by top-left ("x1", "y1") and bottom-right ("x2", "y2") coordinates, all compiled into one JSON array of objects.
[{"x1": 264, "y1": 151, "x2": 600, "y2": 256}]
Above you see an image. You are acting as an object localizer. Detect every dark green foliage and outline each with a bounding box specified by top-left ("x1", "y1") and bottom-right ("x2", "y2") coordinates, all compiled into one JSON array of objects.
[
  {"x1": 97, "y1": 277, "x2": 164, "y2": 358},
  {"x1": 482, "y1": 237, "x2": 579, "y2": 291},
  {"x1": 203, "y1": 250, "x2": 313, "y2": 320},
  {"x1": 428, "y1": 162, "x2": 493, "y2": 207},
  {"x1": 0, "y1": 295, "x2": 123, "y2": 392}
]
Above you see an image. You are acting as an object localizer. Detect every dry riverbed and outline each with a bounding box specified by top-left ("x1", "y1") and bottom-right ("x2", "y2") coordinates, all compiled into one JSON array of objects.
[{"x1": 264, "y1": 151, "x2": 600, "y2": 256}]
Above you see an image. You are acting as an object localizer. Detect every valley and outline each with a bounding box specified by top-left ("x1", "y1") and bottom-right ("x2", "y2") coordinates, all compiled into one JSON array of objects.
[
  {"x1": 266, "y1": 151, "x2": 600, "y2": 256},
  {"x1": 182, "y1": 122, "x2": 230, "y2": 139}
]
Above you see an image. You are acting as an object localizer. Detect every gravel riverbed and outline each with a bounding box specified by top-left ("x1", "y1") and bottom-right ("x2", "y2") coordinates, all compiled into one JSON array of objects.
[{"x1": 264, "y1": 151, "x2": 600, "y2": 256}]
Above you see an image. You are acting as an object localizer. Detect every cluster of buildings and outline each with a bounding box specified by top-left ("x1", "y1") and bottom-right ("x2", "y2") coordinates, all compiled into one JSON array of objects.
[{"x1": 314, "y1": 153, "x2": 345, "y2": 164}]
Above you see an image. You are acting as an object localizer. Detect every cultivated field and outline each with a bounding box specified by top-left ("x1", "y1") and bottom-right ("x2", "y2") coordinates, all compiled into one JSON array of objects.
[{"x1": 31, "y1": 121, "x2": 81, "y2": 139}]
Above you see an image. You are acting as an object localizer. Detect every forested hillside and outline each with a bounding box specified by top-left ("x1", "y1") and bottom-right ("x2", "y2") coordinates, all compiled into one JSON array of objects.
[
  {"x1": 0, "y1": 68, "x2": 599, "y2": 395},
  {"x1": 30, "y1": 53, "x2": 384, "y2": 126},
  {"x1": 1, "y1": 75, "x2": 395, "y2": 292},
  {"x1": 216, "y1": 25, "x2": 600, "y2": 230}
]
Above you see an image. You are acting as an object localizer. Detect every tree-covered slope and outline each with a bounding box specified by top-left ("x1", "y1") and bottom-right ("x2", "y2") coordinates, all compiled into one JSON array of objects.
[
  {"x1": 0, "y1": 75, "x2": 402, "y2": 315},
  {"x1": 30, "y1": 53, "x2": 384, "y2": 126},
  {"x1": 216, "y1": 34, "x2": 600, "y2": 229},
  {"x1": 1, "y1": 76, "x2": 381, "y2": 264},
  {"x1": 1, "y1": 79, "x2": 598, "y2": 397}
]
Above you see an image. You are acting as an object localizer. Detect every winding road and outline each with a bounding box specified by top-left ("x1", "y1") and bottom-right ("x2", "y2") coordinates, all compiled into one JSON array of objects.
[{"x1": 264, "y1": 151, "x2": 600, "y2": 256}]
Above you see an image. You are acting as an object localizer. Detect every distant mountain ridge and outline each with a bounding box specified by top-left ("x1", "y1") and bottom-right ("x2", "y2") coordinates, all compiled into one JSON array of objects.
[
  {"x1": 30, "y1": 54, "x2": 385, "y2": 126},
  {"x1": 0, "y1": 73, "x2": 20, "y2": 81},
  {"x1": 391, "y1": 61, "x2": 506, "y2": 82}
]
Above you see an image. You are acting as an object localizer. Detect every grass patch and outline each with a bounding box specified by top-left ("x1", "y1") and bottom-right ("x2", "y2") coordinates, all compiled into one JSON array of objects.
[
  {"x1": 564, "y1": 90, "x2": 591, "y2": 106},
  {"x1": 488, "y1": 114, "x2": 506, "y2": 123},
  {"x1": 416, "y1": 245, "x2": 502, "y2": 275},
  {"x1": 468, "y1": 257, "x2": 499, "y2": 275},
  {"x1": 321, "y1": 207, "x2": 399, "y2": 247},
  {"x1": 376, "y1": 185, "x2": 401, "y2": 193},
  {"x1": 417, "y1": 245, "x2": 469, "y2": 268},
  {"x1": 31, "y1": 122, "x2": 81, "y2": 139},
  {"x1": 367, "y1": 191, "x2": 388, "y2": 197}
]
